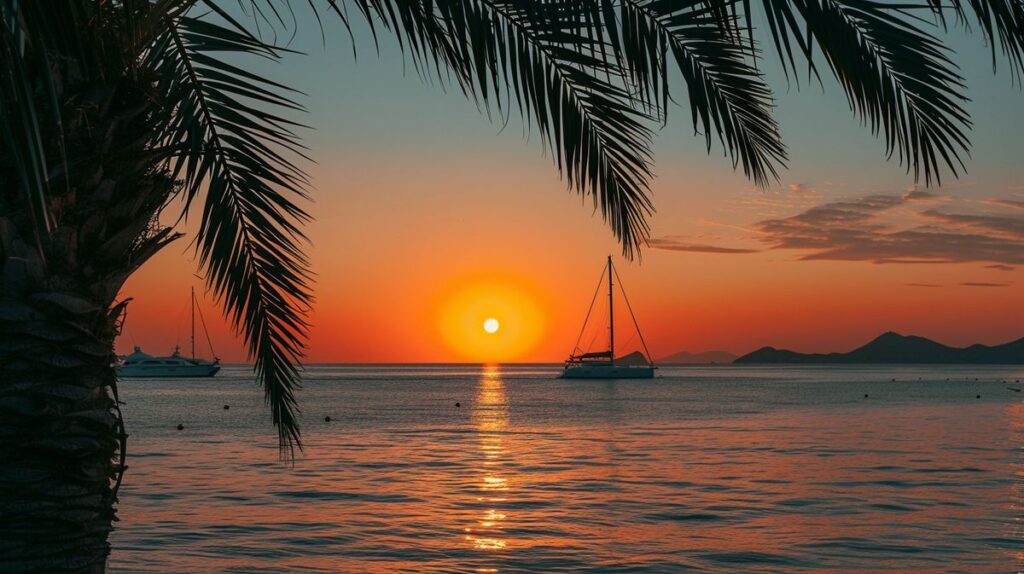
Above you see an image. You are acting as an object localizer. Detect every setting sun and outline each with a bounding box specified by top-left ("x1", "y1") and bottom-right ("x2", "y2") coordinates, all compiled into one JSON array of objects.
[{"x1": 483, "y1": 318, "x2": 500, "y2": 334}]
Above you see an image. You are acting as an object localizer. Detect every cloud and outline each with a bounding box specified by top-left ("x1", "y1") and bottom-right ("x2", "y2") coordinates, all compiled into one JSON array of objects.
[
  {"x1": 987, "y1": 198, "x2": 1024, "y2": 211},
  {"x1": 651, "y1": 191, "x2": 1024, "y2": 266},
  {"x1": 750, "y1": 192, "x2": 1024, "y2": 265},
  {"x1": 904, "y1": 189, "x2": 939, "y2": 201},
  {"x1": 919, "y1": 210, "x2": 1024, "y2": 239},
  {"x1": 986, "y1": 264, "x2": 1015, "y2": 271},
  {"x1": 646, "y1": 238, "x2": 759, "y2": 254},
  {"x1": 788, "y1": 183, "x2": 817, "y2": 196},
  {"x1": 961, "y1": 282, "x2": 1012, "y2": 287}
]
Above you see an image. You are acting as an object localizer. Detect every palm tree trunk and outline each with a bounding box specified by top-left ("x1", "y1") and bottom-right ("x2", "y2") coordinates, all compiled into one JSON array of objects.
[
  {"x1": 0, "y1": 231, "x2": 125, "y2": 573},
  {"x1": 0, "y1": 61, "x2": 180, "y2": 569}
]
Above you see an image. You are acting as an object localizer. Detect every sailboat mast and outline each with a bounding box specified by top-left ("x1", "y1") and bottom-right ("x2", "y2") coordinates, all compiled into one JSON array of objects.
[
  {"x1": 608, "y1": 255, "x2": 614, "y2": 364},
  {"x1": 190, "y1": 286, "x2": 195, "y2": 360}
]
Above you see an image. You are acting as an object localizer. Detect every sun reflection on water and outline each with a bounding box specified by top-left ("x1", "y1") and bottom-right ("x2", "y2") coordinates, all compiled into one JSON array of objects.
[{"x1": 465, "y1": 364, "x2": 511, "y2": 554}]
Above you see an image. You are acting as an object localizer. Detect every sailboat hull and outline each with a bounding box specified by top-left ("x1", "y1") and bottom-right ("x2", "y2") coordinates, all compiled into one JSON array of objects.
[
  {"x1": 117, "y1": 363, "x2": 220, "y2": 378},
  {"x1": 560, "y1": 364, "x2": 655, "y2": 379}
]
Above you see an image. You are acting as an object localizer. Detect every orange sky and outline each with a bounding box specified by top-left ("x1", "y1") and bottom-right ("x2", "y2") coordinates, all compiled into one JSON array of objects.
[
  {"x1": 117, "y1": 18, "x2": 1023, "y2": 363},
  {"x1": 120, "y1": 155, "x2": 1023, "y2": 363}
]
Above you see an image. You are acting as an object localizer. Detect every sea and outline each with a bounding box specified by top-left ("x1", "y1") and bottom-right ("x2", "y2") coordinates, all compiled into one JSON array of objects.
[{"x1": 109, "y1": 364, "x2": 1024, "y2": 573}]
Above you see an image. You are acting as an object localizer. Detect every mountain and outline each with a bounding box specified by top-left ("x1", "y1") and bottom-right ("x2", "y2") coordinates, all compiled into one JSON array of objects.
[
  {"x1": 615, "y1": 351, "x2": 651, "y2": 366},
  {"x1": 657, "y1": 350, "x2": 737, "y2": 364},
  {"x1": 734, "y1": 332, "x2": 1024, "y2": 364}
]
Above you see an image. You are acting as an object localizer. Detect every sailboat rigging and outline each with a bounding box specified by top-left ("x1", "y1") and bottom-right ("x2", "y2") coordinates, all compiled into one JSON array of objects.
[
  {"x1": 116, "y1": 287, "x2": 221, "y2": 378},
  {"x1": 561, "y1": 257, "x2": 656, "y2": 379}
]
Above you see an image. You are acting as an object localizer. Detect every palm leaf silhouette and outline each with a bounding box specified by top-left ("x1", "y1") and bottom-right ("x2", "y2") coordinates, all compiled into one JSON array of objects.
[{"x1": 149, "y1": 7, "x2": 313, "y2": 454}]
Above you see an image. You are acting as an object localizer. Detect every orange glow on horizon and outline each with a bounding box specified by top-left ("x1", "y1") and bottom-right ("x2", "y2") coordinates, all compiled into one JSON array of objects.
[{"x1": 435, "y1": 277, "x2": 547, "y2": 362}]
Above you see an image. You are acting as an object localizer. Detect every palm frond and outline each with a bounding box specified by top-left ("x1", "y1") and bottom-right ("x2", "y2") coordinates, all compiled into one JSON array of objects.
[
  {"x1": 758, "y1": 0, "x2": 971, "y2": 184},
  {"x1": 1, "y1": 0, "x2": 168, "y2": 258},
  {"x1": 930, "y1": 0, "x2": 1024, "y2": 76},
  {"x1": 352, "y1": 0, "x2": 657, "y2": 256},
  {"x1": 610, "y1": 0, "x2": 787, "y2": 186},
  {"x1": 338, "y1": 0, "x2": 484, "y2": 101},
  {"x1": 0, "y1": 0, "x2": 58, "y2": 249},
  {"x1": 148, "y1": 6, "x2": 313, "y2": 456}
]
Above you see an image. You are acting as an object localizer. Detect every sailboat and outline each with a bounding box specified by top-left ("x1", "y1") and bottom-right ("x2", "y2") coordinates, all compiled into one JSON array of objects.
[
  {"x1": 561, "y1": 257, "x2": 656, "y2": 379},
  {"x1": 116, "y1": 287, "x2": 221, "y2": 378}
]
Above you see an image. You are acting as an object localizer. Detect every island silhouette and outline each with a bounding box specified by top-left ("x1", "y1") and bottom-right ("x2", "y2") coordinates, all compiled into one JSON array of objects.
[{"x1": 734, "y1": 332, "x2": 1024, "y2": 364}]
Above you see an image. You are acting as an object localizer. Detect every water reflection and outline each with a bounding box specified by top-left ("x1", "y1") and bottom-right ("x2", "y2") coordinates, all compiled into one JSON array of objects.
[
  {"x1": 466, "y1": 365, "x2": 511, "y2": 553},
  {"x1": 110, "y1": 365, "x2": 1024, "y2": 572},
  {"x1": 1006, "y1": 400, "x2": 1024, "y2": 565}
]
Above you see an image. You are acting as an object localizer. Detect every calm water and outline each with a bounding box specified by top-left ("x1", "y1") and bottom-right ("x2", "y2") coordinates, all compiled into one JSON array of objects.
[{"x1": 110, "y1": 364, "x2": 1024, "y2": 573}]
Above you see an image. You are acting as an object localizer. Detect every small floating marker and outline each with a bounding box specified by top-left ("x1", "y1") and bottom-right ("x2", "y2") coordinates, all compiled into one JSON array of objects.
[
  {"x1": 864, "y1": 394, "x2": 869, "y2": 398},
  {"x1": 456, "y1": 402, "x2": 461, "y2": 408},
  {"x1": 176, "y1": 423, "x2": 184, "y2": 431},
  {"x1": 976, "y1": 395, "x2": 981, "y2": 399},
  {"x1": 223, "y1": 405, "x2": 230, "y2": 410},
  {"x1": 324, "y1": 416, "x2": 331, "y2": 422},
  {"x1": 891, "y1": 378, "x2": 896, "y2": 382}
]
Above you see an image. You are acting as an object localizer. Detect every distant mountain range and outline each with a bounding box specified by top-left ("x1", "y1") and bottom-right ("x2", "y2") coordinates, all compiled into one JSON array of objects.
[
  {"x1": 734, "y1": 332, "x2": 1024, "y2": 364},
  {"x1": 657, "y1": 350, "x2": 737, "y2": 364}
]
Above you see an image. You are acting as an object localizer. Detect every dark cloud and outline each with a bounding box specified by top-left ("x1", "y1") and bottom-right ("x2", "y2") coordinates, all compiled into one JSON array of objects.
[
  {"x1": 961, "y1": 282, "x2": 1012, "y2": 287},
  {"x1": 873, "y1": 259, "x2": 960, "y2": 265},
  {"x1": 919, "y1": 210, "x2": 1024, "y2": 239},
  {"x1": 904, "y1": 189, "x2": 938, "y2": 201},
  {"x1": 655, "y1": 191, "x2": 1024, "y2": 266},
  {"x1": 652, "y1": 192, "x2": 1024, "y2": 266},
  {"x1": 646, "y1": 238, "x2": 759, "y2": 254},
  {"x1": 752, "y1": 193, "x2": 1024, "y2": 265}
]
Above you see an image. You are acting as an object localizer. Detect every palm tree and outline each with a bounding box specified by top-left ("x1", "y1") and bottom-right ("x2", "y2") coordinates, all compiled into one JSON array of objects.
[{"x1": 1, "y1": 0, "x2": 1021, "y2": 570}]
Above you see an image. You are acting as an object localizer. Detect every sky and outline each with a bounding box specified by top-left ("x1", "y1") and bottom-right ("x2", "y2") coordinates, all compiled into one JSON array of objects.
[{"x1": 119, "y1": 6, "x2": 1024, "y2": 363}]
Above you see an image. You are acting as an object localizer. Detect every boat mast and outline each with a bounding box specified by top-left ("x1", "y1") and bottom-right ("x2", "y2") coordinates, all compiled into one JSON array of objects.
[
  {"x1": 190, "y1": 286, "x2": 196, "y2": 360},
  {"x1": 608, "y1": 255, "x2": 614, "y2": 364}
]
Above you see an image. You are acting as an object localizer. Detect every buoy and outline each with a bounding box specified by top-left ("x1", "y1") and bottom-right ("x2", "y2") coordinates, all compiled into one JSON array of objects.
[
  {"x1": 976, "y1": 395, "x2": 981, "y2": 399},
  {"x1": 864, "y1": 394, "x2": 869, "y2": 398},
  {"x1": 324, "y1": 416, "x2": 331, "y2": 422},
  {"x1": 455, "y1": 402, "x2": 461, "y2": 408},
  {"x1": 891, "y1": 378, "x2": 896, "y2": 382},
  {"x1": 223, "y1": 405, "x2": 230, "y2": 410},
  {"x1": 176, "y1": 423, "x2": 184, "y2": 431}
]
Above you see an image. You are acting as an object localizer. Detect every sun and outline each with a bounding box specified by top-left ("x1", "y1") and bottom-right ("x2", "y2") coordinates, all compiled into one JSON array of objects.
[{"x1": 483, "y1": 318, "x2": 500, "y2": 334}]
